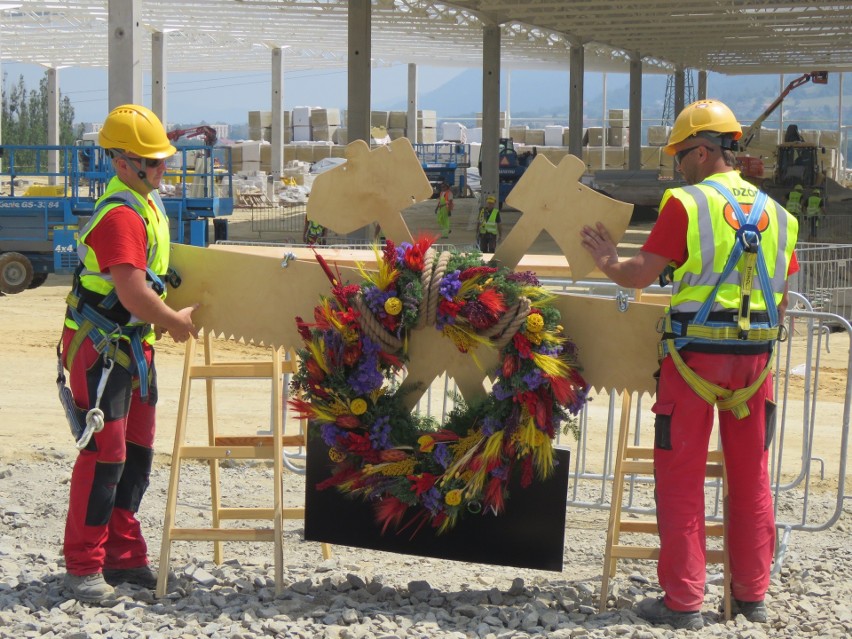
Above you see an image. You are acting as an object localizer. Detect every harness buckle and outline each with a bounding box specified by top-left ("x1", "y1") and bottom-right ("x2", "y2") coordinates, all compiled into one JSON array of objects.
[
  {"x1": 166, "y1": 267, "x2": 182, "y2": 289},
  {"x1": 777, "y1": 324, "x2": 788, "y2": 342}
]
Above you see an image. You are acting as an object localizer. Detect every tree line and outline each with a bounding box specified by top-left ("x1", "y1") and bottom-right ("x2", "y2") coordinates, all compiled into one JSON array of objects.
[{"x1": 2, "y1": 72, "x2": 81, "y2": 171}]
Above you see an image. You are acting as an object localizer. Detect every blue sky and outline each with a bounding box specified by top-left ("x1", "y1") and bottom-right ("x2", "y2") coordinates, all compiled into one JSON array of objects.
[{"x1": 2, "y1": 61, "x2": 467, "y2": 125}]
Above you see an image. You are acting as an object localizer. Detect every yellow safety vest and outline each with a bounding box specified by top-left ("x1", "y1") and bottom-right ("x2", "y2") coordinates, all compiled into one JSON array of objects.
[
  {"x1": 806, "y1": 195, "x2": 822, "y2": 217},
  {"x1": 66, "y1": 176, "x2": 171, "y2": 344},
  {"x1": 665, "y1": 171, "x2": 796, "y2": 316},
  {"x1": 786, "y1": 190, "x2": 803, "y2": 214},
  {"x1": 479, "y1": 208, "x2": 499, "y2": 235}
]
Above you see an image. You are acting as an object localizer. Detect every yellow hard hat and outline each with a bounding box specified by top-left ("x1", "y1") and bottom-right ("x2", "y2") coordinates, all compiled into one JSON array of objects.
[
  {"x1": 663, "y1": 99, "x2": 742, "y2": 156},
  {"x1": 486, "y1": 195, "x2": 496, "y2": 204},
  {"x1": 794, "y1": 184, "x2": 803, "y2": 191},
  {"x1": 99, "y1": 104, "x2": 176, "y2": 159}
]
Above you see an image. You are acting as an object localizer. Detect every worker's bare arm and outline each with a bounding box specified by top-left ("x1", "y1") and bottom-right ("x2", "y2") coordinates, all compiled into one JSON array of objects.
[
  {"x1": 110, "y1": 263, "x2": 199, "y2": 342},
  {"x1": 580, "y1": 222, "x2": 671, "y2": 289}
]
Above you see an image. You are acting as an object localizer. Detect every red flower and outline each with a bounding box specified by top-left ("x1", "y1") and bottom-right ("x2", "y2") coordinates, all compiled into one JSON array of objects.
[
  {"x1": 405, "y1": 245, "x2": 425, "y2": 271},
  {"x1": 513, "y1": 332, "x2": 533, "y2": 358},
  {"x1": 483, "y1": 476, "x2": 506, "y2": 513},
  {"x1": 374, "y1": 496, "x2": 408, "y2": 535},
  {"x1": 342, "y1": 344, "x2": 361, "y2": 366},
  {"x1": 336, "y1": 414, "x2": 362, "y2": 429},
  {"x1": 407, "y1": 472, "x2": 437, "y2": 496},
  {"x1": 295, "y1": 317, "x2": 312, "y2": 341},
  {"x1": 379, "y1": 449, "x2": 408, "y2": 462},
  {"x1": 502, "y1": 354, "x2": 517, "y2": 378},
  {"x1": 459, "y1": 266, "x2": 498, "y2": 281},
  {"x1": 520, "y1": 456, "x2": 534, "y2": 488},
  {"x1": 438, "y1": 298, "x2": 464, "y2": 317},
  {"x1": 382, "y1": 240, "x2": 397, "y2": 266},
  {"x1": 305, "y1": 359, "x2": 325, "y2": 381}
]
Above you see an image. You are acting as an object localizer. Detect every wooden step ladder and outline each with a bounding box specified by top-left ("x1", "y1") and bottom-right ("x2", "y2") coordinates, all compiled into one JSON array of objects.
[
  {"x1": 599, "y1": 392, "x2": 731, "y2": 620},
  {"x1": 157, "y1": 331, "x2": 331, "y2": 598}
]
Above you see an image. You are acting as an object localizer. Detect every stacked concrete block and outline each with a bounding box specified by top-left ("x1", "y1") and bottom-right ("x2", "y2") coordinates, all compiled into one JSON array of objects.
[
  {"x1": 475, "y1": 111, "x2": 508, "y2": 129},
  {"x1": 418, "y1": 110, "x2": 437, "y2": 143},
  {"x1": 647, "y1": 125, "x2": 671, "y2": 147},
  {"x1": 608, "y1": 109, "x2": 629, "y2": 127},
  {"x1": 607, "y1": 127, "x2": 629, "y2": 147},
  {"x1": 586, "y1": 127, "x2": 604, "y2": 147},
  {"x1": 509, "y1": 125, "x2": 528, "y2": 144},
  {"x1": 526, "y1": 129, "x2": 545, "y2": 146},
  {"x1": 544, "y1": 125, "x2": 565, "y2": 147},
  {"x1": 442, "y1": 122, "x2": 467, "y2": 142},
  {"x1": 640, "y1": 146, "x2": 662, "y2": 169},
  {"x1": 370, "y1": 110, "x2": 389, "y2": 128},
  {"x1": 562, "y1": 129, "x2": 572, "y2": 146}
]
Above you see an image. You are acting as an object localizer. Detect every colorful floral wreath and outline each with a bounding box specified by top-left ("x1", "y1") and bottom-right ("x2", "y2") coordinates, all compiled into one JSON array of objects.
[{"x1": 290, "y1": 236, "x2": 589, "y2": 536}]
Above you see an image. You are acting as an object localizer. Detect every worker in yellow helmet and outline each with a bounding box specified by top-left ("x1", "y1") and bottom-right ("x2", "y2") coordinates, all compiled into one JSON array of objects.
[
  {"x1": 580, "y1": 99, "x2": 800, "y2": 629},
  {"x1": 784, "y1": 183, "x2": 804, "y2": 222},
  {"x1": 476, "y1": 194, "x2": 503, "y2": 253},
  {"x1": 58, "y1": 104, "x2": 199, "y2": 603}
]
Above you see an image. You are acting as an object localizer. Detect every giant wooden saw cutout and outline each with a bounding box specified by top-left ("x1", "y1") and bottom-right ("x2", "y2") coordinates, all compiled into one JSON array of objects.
[{"x1": 167, "y1": 140, "x2": 664, "y2": 396}]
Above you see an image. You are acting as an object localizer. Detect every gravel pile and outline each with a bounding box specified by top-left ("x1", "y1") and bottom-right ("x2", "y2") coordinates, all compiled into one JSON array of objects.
[{"x1": 1, "y1": 446, "x2": 851, "y2": 639}]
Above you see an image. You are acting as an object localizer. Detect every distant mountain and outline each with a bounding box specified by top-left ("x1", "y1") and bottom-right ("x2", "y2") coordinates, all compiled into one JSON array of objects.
[{"x1": 388, "y1": 68, "x2": 851, "y2": 132}]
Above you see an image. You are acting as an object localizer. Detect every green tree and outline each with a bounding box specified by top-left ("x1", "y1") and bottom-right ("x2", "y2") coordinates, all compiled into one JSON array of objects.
[{"x1": 2, "y1": 71, "x2": 80, "y2": 171}]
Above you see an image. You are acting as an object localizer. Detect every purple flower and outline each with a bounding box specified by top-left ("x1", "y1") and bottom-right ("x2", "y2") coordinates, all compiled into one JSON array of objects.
[
  {"x1": 438, "y1": 270, "x2": 462, "y2": 300},
  {"x1": 396, "y1": 243, "x2": 413, "y2": 266},
  {"x1": 421, "y1": 486, "x2": 443, "y2": 514},
  {"x1": 364, "y1": 285, "x2": 394, "y2": 319},
  {"x1": 320, "y1": 423, "x2": 344, "y2": 447},
  {"x1": 490, "y1": 465, "x2": 509, "y2": 480},
  {"x1": 433, "y1": 444, "x2": 451, "y2": 469},
  {"x1": 492, "y1": 382, "x2": 513, "y2": 401},
  {"x1": 506, "y1": 271, "x2": 540, "y2": 286},
  {"x1": 522, "y1": 368, "x2": 546, "y2": 390},
  {"x1": 481, "y1": 415, "x2": 501, "y2": 437},
  {"x1": 349, "y1": 337, "x2": 384, "y2": 395},
  {"x1": 370, "y1": 415, "x2": 392, "y2": 449}
]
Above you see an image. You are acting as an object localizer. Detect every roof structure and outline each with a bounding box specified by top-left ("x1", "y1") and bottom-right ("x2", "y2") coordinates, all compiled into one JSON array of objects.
[{"x1": 1, "y1": 1, "x2": 851, "y2": 76}]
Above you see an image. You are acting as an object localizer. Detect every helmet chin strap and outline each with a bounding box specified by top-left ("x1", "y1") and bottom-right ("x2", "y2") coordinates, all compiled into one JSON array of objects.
[{"x1": 116, "y1": 151, "x2": 156, "y2": 192}]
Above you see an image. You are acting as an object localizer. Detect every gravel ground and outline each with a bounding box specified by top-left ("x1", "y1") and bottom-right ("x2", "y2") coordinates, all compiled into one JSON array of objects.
[{"x1": 1, "y1": 446, "x2": 851, "y2": 639}]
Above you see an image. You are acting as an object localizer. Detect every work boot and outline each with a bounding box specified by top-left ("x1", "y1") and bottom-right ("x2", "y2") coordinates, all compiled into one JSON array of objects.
[
  {"x1": 726, "y1": 598, "x2": 768, "y2": 623},
  {"x1": 64, "y1": 572, "x2": 115, "y2": 604},
  {"x1": 636, "y1": 596, "x2": 704, "y2": 630},
  {"x1": 103, "y1": 565, "x2": 158, "y2": 589}
]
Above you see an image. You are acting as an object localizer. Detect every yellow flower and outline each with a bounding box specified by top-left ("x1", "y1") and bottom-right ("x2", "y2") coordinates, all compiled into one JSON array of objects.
[
  {"x1": 526, "y1": 331, "x2": 543, "y2": 345},
  {"x1": 350, "y1": 398, "x2": 368, "y2": 415},
  {"x1": 329, "y1": 449, "x2": 346, "y2": 462},
  {"x1": 418, "y1": 435, "x2": 435, "y2": 452},
  {"x1": 384, "y1": 297, "x2": 403, "y2": 316},
  {"x1": 445, "y1": 489, "x2": 463, "y2": 506},
  {"x1": 526, "y1": 313, "x2": 545, "y2": 333}
]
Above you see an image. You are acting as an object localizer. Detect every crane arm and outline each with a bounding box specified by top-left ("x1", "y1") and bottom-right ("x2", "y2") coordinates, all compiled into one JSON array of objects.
[
  {"x1": 739, "y1": 71, "x2": 827, "y2": 150},
  {"x1": 167, "y1": 125, "x2": 218, "y2": 146}
]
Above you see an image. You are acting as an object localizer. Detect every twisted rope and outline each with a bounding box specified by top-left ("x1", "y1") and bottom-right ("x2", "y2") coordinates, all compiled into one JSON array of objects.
[
  {"x1": 354, "y1": 293, "x2": 403, "y2": 354},
  {"x1": 416, "y1": 247, "x2": 436, "y2": 330},
  {"x1": 491, "y1": 297, "x2": 532, "y2": 350},
  {"x1": 426, "y1": 251, "x2": 452, "y2": 328},
  {"x1": 358, "y1": 247, "x2": 532, "y2": 356}
]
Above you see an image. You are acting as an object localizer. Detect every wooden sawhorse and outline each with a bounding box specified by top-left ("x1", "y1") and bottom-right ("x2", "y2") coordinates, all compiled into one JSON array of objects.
[{"x1": 157, "y1": 331, "x2": 330, "y2": 598}]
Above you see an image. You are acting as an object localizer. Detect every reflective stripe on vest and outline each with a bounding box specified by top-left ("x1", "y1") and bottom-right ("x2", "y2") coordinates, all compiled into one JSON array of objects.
[
  {"x1": 786, "y1": 191, "x2": 803, "y2": 214},
  {"x1": 669, "y1": 172, "x2": 796, "y2": 314},
  {"x1": 479, "y1": 208, "x2": 499, "y2": 234},
  {"x1": 69, "y1": 176, "x2": 171, "y2": 342}
]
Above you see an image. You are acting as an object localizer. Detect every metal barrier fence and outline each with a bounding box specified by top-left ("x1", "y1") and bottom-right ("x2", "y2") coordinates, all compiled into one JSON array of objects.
[{"x1": 789, "y1": 242, "x2": 852, "y2": 317}]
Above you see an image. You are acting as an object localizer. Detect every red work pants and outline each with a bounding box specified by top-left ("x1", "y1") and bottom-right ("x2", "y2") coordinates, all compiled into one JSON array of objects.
[
  {"x1": 62, "y1": 326, "x2": 156, "y2": 576},
  {"x1": 651, "y1": 350, "x2": 776, "y2": 611}
]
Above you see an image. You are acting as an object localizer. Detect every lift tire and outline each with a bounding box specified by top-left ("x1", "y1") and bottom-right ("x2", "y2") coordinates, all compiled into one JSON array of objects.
[
  {"x1": 27, "y1": 272, "x2": 49, "y2": 290},
  {"x1": 0, "y1": 252, "x2": 35, "y2": 295}
]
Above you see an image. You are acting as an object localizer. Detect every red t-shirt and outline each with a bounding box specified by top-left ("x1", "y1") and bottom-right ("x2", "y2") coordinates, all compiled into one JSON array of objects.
[
  {"x1": 642, "y1": 195, "x2": 800, "y2": 275},
  {"x1": 85, "y1": 204, "x2": 156, "y2": 273}
]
